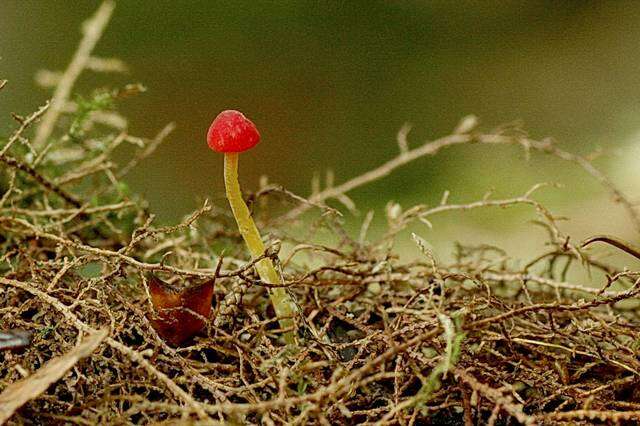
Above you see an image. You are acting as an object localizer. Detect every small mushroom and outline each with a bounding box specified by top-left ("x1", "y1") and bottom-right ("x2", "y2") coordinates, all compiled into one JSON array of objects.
[
  {"x1": 207, "y1": 110, "x2": 297, "y2": 344},
  {"x1": 147, "y1": 276, "x2": 214, "y2": 346}
]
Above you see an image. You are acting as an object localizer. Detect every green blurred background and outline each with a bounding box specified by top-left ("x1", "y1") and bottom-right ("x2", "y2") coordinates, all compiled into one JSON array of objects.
[{"x1": 3, "y1": 1, "x2": 640, "y2": 259}]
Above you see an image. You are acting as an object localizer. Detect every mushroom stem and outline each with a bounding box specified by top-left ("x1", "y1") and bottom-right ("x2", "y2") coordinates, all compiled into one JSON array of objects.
[{"x1": 224, "y1": 153, "x2": 296, "y2": 344}]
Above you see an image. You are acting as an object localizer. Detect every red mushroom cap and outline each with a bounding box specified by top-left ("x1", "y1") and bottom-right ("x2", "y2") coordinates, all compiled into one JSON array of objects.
[{"x1": 207, "y1": 110, "x2": 261, "y2": 153}]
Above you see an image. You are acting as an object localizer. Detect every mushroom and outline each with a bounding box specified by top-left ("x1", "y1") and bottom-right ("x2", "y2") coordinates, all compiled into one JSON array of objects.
[{"x1": 207, "y1": 110, "x2": 296, "y2": 344}]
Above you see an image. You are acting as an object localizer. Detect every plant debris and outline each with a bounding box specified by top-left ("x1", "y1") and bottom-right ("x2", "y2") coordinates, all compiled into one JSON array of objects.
[{"x1": 0, "y1": 329, "x2": 107, "y2": 423}]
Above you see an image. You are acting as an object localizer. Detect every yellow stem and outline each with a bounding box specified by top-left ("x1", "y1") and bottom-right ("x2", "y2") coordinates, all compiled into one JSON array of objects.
[{"x1": 224, "y1": 153, "x2": 296, "y2": 344}]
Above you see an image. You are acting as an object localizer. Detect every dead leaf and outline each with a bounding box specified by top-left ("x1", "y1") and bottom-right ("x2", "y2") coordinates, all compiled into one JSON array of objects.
[
  {"x1": 0, "y1": 328, "x2": 108, "y2": 424},
  {"x1": 148, "y1": 275, "x2": 214, "y2": 346}
]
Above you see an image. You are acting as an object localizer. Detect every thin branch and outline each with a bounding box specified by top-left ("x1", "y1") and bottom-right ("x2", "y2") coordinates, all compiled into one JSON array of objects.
[
  {"x1": 117, "y1": 123, "x2": 175, "y2": 178},
  {"x1": 0, "y1": 155, "x2": 81, "y2": 207},
  {"x1": 279, "y1": 131, "x2": 473, "y2": 222},
  {"x1": 0, "y1": 101, "x2": 49, "y2": 156},
  {"x1": 33, "y1": 1, "x2": 115, "y2": 149}
]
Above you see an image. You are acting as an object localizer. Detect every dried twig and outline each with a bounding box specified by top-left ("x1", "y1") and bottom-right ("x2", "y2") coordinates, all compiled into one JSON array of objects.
[{"x1": 33, "y1": 1, "x2": 115, "y2": 149}]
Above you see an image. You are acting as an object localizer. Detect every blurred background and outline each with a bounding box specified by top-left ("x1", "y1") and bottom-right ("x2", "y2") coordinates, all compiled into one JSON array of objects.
[{"x1": 3, "y1": 1, "x2": 640, "y2": 261}]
